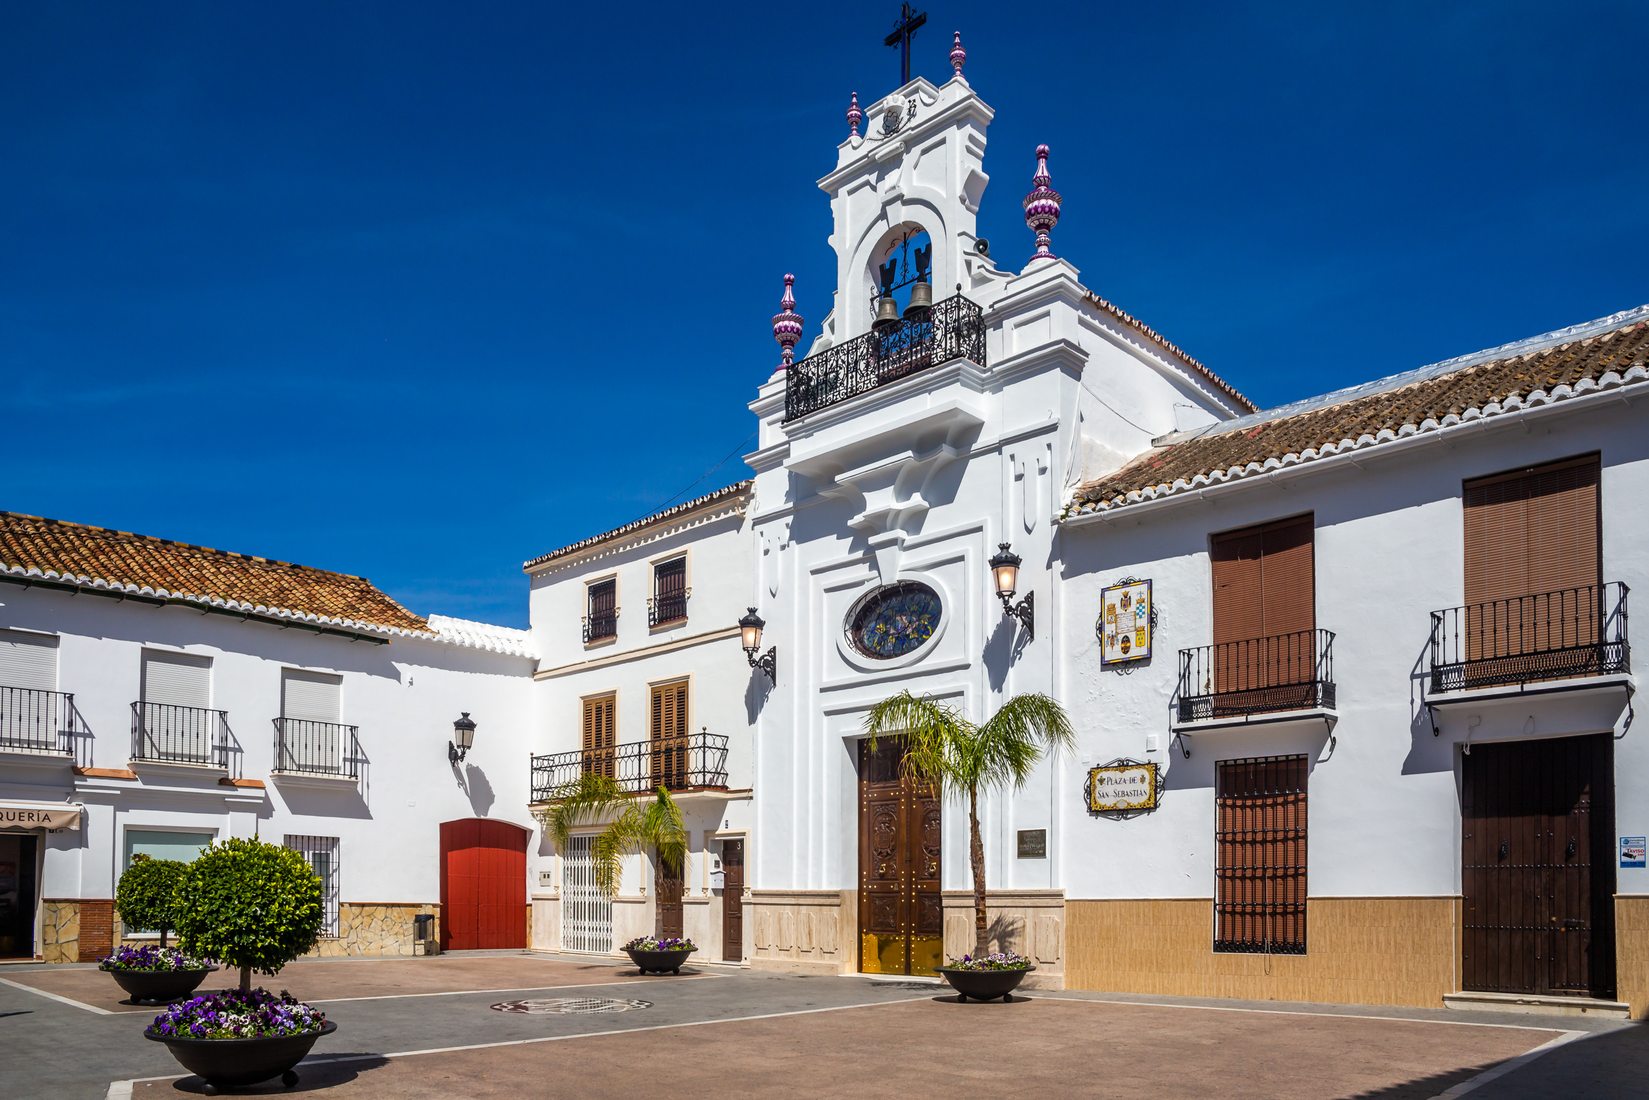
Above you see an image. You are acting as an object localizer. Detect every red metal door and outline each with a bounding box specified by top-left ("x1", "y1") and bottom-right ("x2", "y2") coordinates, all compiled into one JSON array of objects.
[{"x1": 439, "y1": 819, "x2": 528, "y2": 951}]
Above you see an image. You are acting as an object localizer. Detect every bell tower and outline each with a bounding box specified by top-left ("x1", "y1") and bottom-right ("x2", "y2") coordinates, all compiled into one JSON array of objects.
[{"x1": 813, "y1": 32, "x2": 994, "y2": 348}]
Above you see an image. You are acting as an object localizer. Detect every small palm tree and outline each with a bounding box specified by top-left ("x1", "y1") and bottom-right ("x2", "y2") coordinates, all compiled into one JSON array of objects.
[
  {"x1": 539, "y1": 774, "x2": 688, "y2": 914},
  {"x1": 865, "y1": 690, "x2": 1075, "y2": 957}
]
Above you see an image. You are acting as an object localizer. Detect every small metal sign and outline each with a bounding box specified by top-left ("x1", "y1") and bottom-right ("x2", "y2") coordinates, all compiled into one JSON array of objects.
[
  {"x1": 1016, "y1": 829, "x2": 1047, "y2": 859},
  {"x1": 1088, "y1": 760, "x2": 1160, "y2": 814},
  {"x1": 1622, "y1": 837, "x2": 1646, "y2": 869}
]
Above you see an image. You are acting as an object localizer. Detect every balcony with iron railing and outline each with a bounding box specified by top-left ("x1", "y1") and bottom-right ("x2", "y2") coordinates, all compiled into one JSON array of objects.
[
  {"x1": 0, "y1": 686, "x2": 90, "y2": 765},
  {"x1": 648, "y1": 589, "x2": 690, "y2": 627},
  {"x1": 582, "y1": 611, "x2": 617, "y2": 645},
  {"x1": 783, "y1": 293, "x2": 987, "y2": 421},
  {"x1": 272, "y1": 718, "x2": 362, "y2": 780},
  {"x1": 130, "y1": 701, "x2": 238, "y2": 774},
  {"x1": 531, "y1": 729, "x2": 729, "y2": 803},
  {"x1": 1176, "y1": 629, "x2": 1338, "y2": 727},
  {"x1": 1429, "y1": 582, "x2": 1630, "y2": 696}
]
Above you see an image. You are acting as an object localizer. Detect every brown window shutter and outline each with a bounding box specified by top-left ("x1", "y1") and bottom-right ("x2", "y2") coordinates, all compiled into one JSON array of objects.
[
  {"x1": 583, "y1": 695, "x2": 615, "y2": 780},
  {"x1": 1211, "y1": 528, "x2": 1265, "y2": 647},
  {"x1": 650, "y1": 682, "x2": 689, "y2": 789},
  {"x1": 1211, "y1": 515, "x2": 1315, "y2": 692},
  {"x1": 1464, "y1": 455, "x2": 1600, "y2": 656},
  {"x1": 656, "y1": 558, "x2": 685, "y2": 599}
]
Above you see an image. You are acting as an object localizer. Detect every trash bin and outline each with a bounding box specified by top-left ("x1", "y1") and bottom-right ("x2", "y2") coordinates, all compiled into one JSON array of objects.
[{"x1": 413, "y1": 912, "x2": 438, "y2": 956}]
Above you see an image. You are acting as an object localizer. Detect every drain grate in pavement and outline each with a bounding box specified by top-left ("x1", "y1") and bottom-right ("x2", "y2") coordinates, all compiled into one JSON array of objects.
[{"x1": 490, "y1": 997, "x2": 653, "y2": 1015}]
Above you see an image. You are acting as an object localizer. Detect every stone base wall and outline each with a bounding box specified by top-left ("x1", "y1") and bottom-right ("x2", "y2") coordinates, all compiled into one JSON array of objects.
[
  {"x1": 1066, "y1": 896, "x2": 1459, "y2": 1008},
  {"x1": 748, "y1": 890, "x2": 853, "y2": 975},
  {"x1": 942, "y1": 890, "x2": 1065, "y2": 988},
  {"x1": 41, "y1": 899, "x2": 80, "y2": 963},
  {"x1": 309, "y1": 903, "x2": 440, "y2": 958}
]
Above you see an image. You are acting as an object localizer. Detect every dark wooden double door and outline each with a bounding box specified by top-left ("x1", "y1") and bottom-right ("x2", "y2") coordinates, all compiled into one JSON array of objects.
[
  {"x1": 858, "y1": 739, "x2": 942, "y2": 976},
  {"x1": 1462, "y1": 735, "x2": 1616, "y2": 998}
]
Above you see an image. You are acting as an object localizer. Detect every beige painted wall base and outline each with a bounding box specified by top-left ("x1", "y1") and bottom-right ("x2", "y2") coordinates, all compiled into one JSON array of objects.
[
  {"x1": 1067, "y1": 897, "x2": 1460, "y2": 1008},
  {"x1": 530, "y1": 895, "x2": 560, "y2": 951},
  {"x1": 942, "y1": 889, "x2": 1065, "y2": 989},
  {"x1": 1615, "y1": 895, "x2": 1649, "y2": 1020},
  {"x1": 748, "y1": 890, "x2": 854, "y2": 974}
]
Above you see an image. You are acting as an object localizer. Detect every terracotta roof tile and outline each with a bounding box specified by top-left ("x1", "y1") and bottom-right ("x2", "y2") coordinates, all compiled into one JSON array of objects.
[
  {"x1": 0, "y1": 512, "x2": 430, "y2": 636},
  {"x1": 523, "y1": 480, "x2": 752, "y2": 571},
  {"x1": 1069, "y1": 310, "x2": 1649, "y2": 516}
]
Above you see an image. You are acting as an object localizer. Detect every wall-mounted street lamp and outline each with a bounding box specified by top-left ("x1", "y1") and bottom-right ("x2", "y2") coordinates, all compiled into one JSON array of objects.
[
  {"x1": 449, "y1": 712, "x2": 477, "y2": 764},
  {"x1": 990, "y1": 542, "x2": 1035, "y2": 641},
  {"x1": 739, "y1": 607, "x2": 778, "y2": 684}
]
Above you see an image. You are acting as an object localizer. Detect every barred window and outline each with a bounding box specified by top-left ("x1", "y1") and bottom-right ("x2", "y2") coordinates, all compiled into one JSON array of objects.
[
  {"x1": 285, "y1": 835, "x2": 340, "y2": 938},
  {"x1": 1214, "y1": 755, "x2": 1307, "y2": 954}
]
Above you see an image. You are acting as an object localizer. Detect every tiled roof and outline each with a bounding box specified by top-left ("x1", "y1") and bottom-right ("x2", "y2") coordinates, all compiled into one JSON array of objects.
[
  {"x1": 0, "y1": 511, "x2": 430, "y2": 638},
  {"x1": 1085, "y1": 293, "x2": 1257, "y2": 413},
  {"x1": 1068, "y1": 306, "x2": 1649, "y2": 517},
  {"x1": 523, "y1": 480, "x2": 752, "y2": 571},
  {"x1": 427, "y1": 614, "x2": 536, "y2": 659}
]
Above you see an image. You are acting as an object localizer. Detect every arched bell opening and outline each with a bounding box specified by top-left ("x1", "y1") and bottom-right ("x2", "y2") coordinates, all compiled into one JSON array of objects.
[{"x1": 865, "y1": 223, "x2": 936, "y2": 332}]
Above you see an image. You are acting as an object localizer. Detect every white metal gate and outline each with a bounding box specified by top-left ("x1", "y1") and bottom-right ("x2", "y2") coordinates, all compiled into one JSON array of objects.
[{"x1": 561, "y1": 835, "x2": 612, "y2": 954}]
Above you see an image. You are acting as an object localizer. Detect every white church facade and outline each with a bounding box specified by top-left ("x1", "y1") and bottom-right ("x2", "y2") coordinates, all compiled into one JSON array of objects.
[{"x1": 5, "y1": 33, "x2": 1648, "y2": 1019}]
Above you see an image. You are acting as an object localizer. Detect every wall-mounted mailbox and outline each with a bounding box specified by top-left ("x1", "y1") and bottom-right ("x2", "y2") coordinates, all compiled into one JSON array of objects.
[{"x1": 709, "y1": 869, "x2": 726, "y2": 890}]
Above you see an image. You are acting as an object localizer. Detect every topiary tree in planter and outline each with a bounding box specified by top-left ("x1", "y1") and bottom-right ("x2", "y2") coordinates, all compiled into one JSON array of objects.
[
  {"x1": 173, "y1": 837, "x2": 324, "y2": 992},
  {"x1": 115, "y1": 854, "x2": 189, "y2": 948}
]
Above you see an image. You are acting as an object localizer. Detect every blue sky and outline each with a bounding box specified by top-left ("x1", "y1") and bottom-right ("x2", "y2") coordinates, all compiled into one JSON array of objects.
[{"x1": 4, "y1": 2, "x2": 1644, "y2": 627}]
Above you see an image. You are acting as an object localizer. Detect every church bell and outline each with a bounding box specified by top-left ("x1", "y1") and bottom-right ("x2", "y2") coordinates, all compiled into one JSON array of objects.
[
  {"x1": 903, "y1": 279, "x2": 933, "y2": 318},
  {"x1": 873, "y1": 293, "x2": 901, "y2": 331}
]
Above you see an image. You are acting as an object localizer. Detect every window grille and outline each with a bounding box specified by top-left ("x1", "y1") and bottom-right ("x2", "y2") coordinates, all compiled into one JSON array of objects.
[
  {"x1": 1214, "y1": 755, "x2": 1307, "y2": 954},
  {"x1": 584, "y1": 580, "x2": 617, "y2": 643},
  {"x1": 649, "y1": 558, "x2": 689, "y2": 626},
  {"x1": 285, "y1": 835, "x2": 341, "y2": 938}
]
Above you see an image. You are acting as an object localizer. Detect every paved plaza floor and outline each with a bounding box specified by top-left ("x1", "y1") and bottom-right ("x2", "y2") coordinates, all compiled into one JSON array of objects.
[{"x1": 1, "y1": 952, "x2": 1644, "y2": 1099}]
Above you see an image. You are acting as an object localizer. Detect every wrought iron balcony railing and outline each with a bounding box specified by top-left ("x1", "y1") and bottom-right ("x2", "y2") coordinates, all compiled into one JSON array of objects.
[
  {"x1": 648, "y1": 589, "x2": 690, "y2": 627},
  {"x1": 131, "y1": 701, "x2": 236, "y2": 772},
  {"x1": 0, "y1": 686, "x2": 88, "y2": 762},
  {"x1": 531, "y1": 729, "x2": 729, "y2": 802},
  {"x1": 1429, "y1": 582, "x2": 1629, "y2": 694},
  {"x1": 1177, "y1": 629, "x2": 1338, "y2": 724},
  {"x1": 273, "y1": 718, "x2": 362, "y2": 778},
  {"x1": 784, "y1": 293, "x2": 987, "y2": 421},
  {"x1": 582, "y1": 612, "x2": 617, "y2": 644}
]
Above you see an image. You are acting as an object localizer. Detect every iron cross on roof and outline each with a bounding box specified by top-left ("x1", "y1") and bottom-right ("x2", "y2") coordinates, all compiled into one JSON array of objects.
[{"x1": 884, "y1": 2, "x2": 928, "y2": 87}]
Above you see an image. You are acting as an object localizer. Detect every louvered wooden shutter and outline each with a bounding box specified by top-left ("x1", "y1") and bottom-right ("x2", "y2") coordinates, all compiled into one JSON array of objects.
[
  {"x1": 582, "y1": 695, "x2": 615, "y2": 779},
  {"x1": 1212, "y1": 529, "x2": 1265, "y2": 648},
  {"x1": 650, "y1": 681, "x2": 689, "y2": 788}
]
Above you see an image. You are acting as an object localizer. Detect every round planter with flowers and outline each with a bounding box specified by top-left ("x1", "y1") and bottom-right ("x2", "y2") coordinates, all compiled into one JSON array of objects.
[
  {"x1": 145, "y1": 989, "x2": 334, "y2": 1094},
  {"x1": 153, "y1": 838, "x2": 332, "y2": 1092},
  {"x1": 622, "y1": 935, "x2": 697, "y2": 975},
  {"x1": 935, "y1": 952, "x2": 1036, "y2": 1003},
  {"x1": 99, "y1": 945, "x2": 217, "y2": 1005}
]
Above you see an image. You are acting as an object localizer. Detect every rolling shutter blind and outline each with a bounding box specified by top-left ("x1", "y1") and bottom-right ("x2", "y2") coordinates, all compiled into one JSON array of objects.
[
  {"x1": 1464, "y1": 456, "x2": 1601, "y2": 658},
  {"x1": 0, "y1": 630, "x2": 58, "y2": 691},
  {"x1": 1211, "y1": 516, "x2": 1316, "y2": 691},
  {"x1": 141, "y1": 651, "x2": 210, "y2": 707},
  {"x1": 582, "y1": 695, "x2": 615, "y2": 779},
  {"x1": 1463, "y1": 455, "x2": 1600, "y2": 605},
  {"x1": 281, "y1": 670, "x2": 342, "y2": 722}
]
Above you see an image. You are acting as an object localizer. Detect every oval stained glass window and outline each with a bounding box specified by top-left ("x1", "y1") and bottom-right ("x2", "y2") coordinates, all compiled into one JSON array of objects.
[{"x1": 847, "y1": 582, "x2": 943, "y2": 660}]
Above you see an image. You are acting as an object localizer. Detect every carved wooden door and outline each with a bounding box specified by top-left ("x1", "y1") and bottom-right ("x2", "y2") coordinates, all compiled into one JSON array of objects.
[
  {"x1": 721, "y1": 839, "x2": 744, "y2": 962},
  {"x1": 858, "y1": 739, "x2": 942, "y2": 976}
]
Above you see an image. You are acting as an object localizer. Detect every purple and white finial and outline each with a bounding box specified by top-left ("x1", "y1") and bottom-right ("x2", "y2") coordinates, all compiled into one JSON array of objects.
[
  {"x1": 846, "y1": 91, "x2": 862, "y2": 139},
  {"x1": 771, "y1": 273, "x2": 804, "y2": 371},
  {"x1": 950, "y1": 31, "x2": 966, "y2": 77},
  {"x1": 1022, "y1": 143, "x2": 1062, "y2": 261}
]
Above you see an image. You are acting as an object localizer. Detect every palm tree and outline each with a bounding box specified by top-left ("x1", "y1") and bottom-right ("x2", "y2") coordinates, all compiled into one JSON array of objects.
[
  {"x1": 865, "y1": 690, "x2": 1075, "y2": 957},
  {"x1": 539, "y1": 774, "x2": 688, "y2": 918}
]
